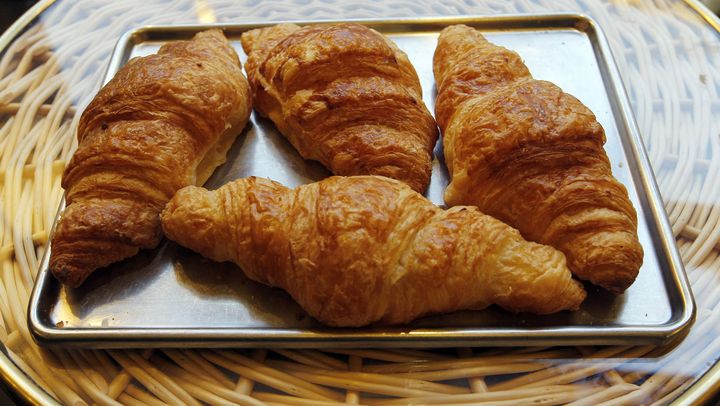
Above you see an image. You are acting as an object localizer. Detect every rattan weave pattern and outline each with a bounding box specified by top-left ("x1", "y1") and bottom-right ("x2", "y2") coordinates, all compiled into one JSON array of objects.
[{"x1": 1, "y1": 0, "x2": 719, "y2": 404}]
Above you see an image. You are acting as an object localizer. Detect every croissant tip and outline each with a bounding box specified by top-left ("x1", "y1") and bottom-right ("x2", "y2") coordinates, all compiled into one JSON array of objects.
[
  {"x1": 50, "y1": 263, "x2": 86, "y2": 288},
  {"x1": 599, "y1": 280, "x2": 633, "y2": 294},
  {"x1": 582, "y1": 265, "x2": 638, "y2": 294}
]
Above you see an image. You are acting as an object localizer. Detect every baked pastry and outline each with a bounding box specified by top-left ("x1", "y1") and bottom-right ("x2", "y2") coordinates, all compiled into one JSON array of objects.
[
  {"x1": 50, "y1": 29, "x2": 252, "y2": 287},
  {"x1": 434, "y1": 25, "x2": 643, "y2": 292},
  {"x1": 161, "y1": 176, "x2": 586, "y2": 327},
  {"x1": 240, "y1": 23, "x2": 438, "y2": 193}
]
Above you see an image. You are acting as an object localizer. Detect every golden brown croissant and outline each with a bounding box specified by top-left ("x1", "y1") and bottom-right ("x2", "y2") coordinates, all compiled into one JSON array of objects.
[
  {"x1": 49, "y1": 29, "x2": 252, "y2": 287},
  {"x1": 434, "y1": 25, "x2": 642, "y2": 293},
  {"x1": 161, "y1": 176, "x2": 586, "y2": 327},
  {"x1": 240, "y1": 23, "x2": 438, "y2": 193}
]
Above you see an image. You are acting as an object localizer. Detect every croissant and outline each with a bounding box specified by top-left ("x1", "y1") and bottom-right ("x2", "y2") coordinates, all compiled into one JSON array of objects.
[
  {"x1": 49, "y1": 29, "x2": 252, "y2": 287},
  {"x1": 433, "y1": 25, "x2": 643, "y2": 293},
  {"x1": 240, "y1": 23, "x2": 438, "y2": 193},
  {"x1": 161, "y1": 176, "x2": 586, "y2": 327}
]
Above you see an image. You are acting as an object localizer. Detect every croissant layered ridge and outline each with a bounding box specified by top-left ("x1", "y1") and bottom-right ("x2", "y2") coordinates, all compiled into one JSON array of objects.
[
  {"x1": 434, "y1": 24, "x2": 643, "y2": 292},
  {"x1": 50, "y1": 29, "x2": 253, "y2": 287},
  {"x1": 161, "y1": 176, "x2": 586, "y2": 327},
  {"x1": 241, "y1": 23, "x2": 439, "y2": 193}
]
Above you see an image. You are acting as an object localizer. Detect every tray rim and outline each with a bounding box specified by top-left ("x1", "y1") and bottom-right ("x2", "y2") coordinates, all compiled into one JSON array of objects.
[{"x1": 28, "y1": 12, "x2": 696, "y2": 349}]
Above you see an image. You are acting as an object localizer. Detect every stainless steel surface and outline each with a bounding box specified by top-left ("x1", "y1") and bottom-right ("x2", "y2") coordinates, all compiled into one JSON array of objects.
[{"x1": 28, "y1": 14, "x2": 694, "y2": 348}]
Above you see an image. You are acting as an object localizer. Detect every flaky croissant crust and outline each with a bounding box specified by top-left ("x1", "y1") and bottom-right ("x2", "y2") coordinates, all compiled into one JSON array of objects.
[
  {"x1": 434, "y1": 25, "x2": 642, "y2": 292},
  {"x1": 50, "y1": 29, "x2": 252, "y2": 287},
  {"x1": 161, "y1": 176, "x2": 586, "y2": 327},
  {"x1": 241, "y1": 23, "x2": 439, "y2": 192}
]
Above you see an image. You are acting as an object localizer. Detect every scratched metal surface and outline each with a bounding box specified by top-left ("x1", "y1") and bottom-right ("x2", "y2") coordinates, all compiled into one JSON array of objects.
[{"x1": 29, "y1": 14, "x2": 693, "y2": 348}]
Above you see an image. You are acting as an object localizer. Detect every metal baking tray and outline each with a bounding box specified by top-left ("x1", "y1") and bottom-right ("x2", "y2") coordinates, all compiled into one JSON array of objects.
[{"x1": 28, "y1": 14, "x2": 695, "y2": 348}]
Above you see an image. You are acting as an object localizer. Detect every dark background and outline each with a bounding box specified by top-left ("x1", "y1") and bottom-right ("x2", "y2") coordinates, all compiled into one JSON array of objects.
[
  {"x1": 0, "y1": 1, "x2": 38, "y2": 34},
  {"x1": 0, "y1": 379, "x2": 21, "y2": 406}
]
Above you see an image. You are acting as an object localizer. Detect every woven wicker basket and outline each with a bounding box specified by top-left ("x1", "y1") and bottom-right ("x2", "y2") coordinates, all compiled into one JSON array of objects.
[{"x1": 1, "y1": 0, "x2": 719, "y2": 404}]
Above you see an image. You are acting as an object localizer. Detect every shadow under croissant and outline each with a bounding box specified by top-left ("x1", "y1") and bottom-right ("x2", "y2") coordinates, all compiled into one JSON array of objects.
[
  {"x1": 175, "y1": 252, "x2": 633, "y2": 329},
  {"x1": 170, "y1": 243, "x2": 315, "y2": 327},
  {"x1": 58, "y1": 241, "x2": 311, "y2": 327},
  {"x1": 57, "y1": 245, "x2": 169, "y2": 322},
  {"x1": 204, "y1": 115, "x2": 331, "y2": 192},
  {"x1": 63, "y1": 239, "x2": 630, "y2": 329}
]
